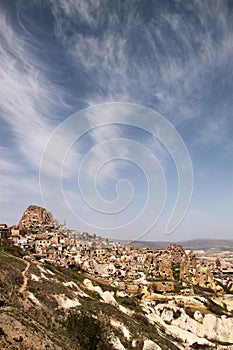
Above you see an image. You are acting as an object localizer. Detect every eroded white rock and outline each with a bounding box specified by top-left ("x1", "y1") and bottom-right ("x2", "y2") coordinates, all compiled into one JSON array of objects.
[{"x1": 143, "y1": 339, "x2": 161, "y2": 350}]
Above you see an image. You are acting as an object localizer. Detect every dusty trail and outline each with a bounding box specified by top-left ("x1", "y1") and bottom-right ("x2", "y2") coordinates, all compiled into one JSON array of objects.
[{"x1": 19, "y1": 260, "x2": 30, "y2": 294}]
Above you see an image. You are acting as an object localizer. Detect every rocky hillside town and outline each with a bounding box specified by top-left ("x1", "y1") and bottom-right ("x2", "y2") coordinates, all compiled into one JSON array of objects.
[{"x1": 0, "y1": 205, "x2": 233, "y2": 349}]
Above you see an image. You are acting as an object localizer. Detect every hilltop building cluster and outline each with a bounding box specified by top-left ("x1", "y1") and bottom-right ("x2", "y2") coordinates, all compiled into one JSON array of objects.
[{"x1": 1, "y1": 205, "x2": 233, "y2": 295}]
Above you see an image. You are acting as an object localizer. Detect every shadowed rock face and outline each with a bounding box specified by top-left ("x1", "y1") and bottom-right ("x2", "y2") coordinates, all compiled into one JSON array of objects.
[{"x1": 19, "y1": 205, "x2": 54, "y2": 231}]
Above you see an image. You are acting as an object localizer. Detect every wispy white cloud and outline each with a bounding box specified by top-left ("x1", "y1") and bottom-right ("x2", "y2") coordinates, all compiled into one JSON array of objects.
[
  {"x1": 0, "y1": 7, "x2": 80, "y2": 210},
  {"x1": 0, "y1": 4, "x2": 84, "y2": 173},
  {"x1": 0, "y1": 6, "x2": 78, "y2": 170},
  {"x1": 53, "y1": 0, "x2": 103, "y2": 28},
  {"x1": 51, "y1": 0, "x2": 233, "y2": 134},
  {"x1": 0, "y1": 11, "x2": 53, "y2": 168}
]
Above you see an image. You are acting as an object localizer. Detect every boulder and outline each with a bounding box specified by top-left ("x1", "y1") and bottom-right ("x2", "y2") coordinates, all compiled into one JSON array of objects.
[{"x1": 143, "y1": 339, "x2": 161, "y2": 350}]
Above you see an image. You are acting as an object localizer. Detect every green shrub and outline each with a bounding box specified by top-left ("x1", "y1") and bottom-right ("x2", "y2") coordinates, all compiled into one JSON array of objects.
[
  {"x1": 117, "y1": 296, "x2": 142, "y2": 312},
  {"x1": 65, "y1": 311, "x2": 112, "y2": 350}
]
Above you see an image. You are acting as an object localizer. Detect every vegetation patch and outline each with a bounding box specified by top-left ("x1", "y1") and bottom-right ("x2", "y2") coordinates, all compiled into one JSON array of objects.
[
  {"x1": 116, "y1": 295, "x2": 143, "y2": 312},
  {"x1": 65, "y1": 310, "x2": 112, "y2": 350},
  {"x1": 0, "y1": 245, "x2": 26, "y2": 258}
]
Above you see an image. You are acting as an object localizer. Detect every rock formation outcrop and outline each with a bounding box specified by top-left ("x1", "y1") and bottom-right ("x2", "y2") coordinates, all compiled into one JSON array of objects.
[
  {"x1": 168, "y1": 244, "x2": 186, "y2": 264},
  {"x1": 19, "y1": 205, "x2": 54, "y2": 232}
]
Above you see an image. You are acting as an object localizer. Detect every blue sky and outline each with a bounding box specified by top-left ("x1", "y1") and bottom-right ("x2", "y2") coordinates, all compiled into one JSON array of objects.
[{"x1": 0, "y1": 0, "x2": 232, "y2": 242}]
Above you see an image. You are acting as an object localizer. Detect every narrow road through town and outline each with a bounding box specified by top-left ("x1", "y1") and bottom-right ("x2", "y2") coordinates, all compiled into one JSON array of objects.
[{"x1": 19, "y1": 260, "x2": 30, "y2": 294}]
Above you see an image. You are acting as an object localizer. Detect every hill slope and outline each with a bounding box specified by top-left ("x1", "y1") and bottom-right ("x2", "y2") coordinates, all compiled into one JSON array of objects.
[
  {"x1": 0, "y1": 247, "x2": 179, "y2": 350},
  {"x1": 0, "y1": 247, "x2": 233, "y2": 350}
]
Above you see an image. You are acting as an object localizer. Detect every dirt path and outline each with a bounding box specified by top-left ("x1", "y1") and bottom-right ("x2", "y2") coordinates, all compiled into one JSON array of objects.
[{"x1": 19, "y1": 261, "x2": 30, "y2": 294}]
